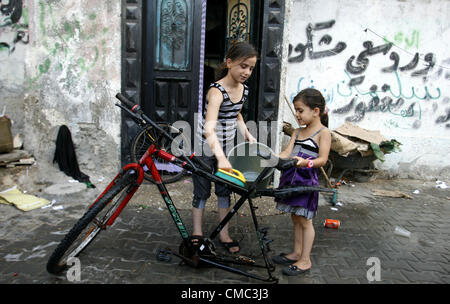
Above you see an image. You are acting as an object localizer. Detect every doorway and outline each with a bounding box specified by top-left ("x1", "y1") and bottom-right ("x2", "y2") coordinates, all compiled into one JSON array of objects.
[
  {"x1": 203, "y1": 0, "x2": 262, "y2": 122},
  {"x1": 120, "y1": 0, "x2": 285, "y2": 164}
]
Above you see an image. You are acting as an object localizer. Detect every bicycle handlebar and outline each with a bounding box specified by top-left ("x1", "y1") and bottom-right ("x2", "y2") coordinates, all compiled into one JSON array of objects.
[
  {"x1": 115, "y1": 93, "x2": 175, "y2": 141},
  {"x1": 116, "y1": 93, "x2": 141, "y2": 114},
  {"x1": 257, "y1": 151, "x2": 298, "y2": 171}
]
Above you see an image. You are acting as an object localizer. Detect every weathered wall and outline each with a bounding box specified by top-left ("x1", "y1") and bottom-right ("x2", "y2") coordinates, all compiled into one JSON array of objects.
[
  {"x1": 280, "y1": 0, "x2": 450, "y2": 179},
  {"x1": 1, "y1": 0, "x2": 122, "y2": 178},
  {"x1": 0, "y1": 0, "x2": 28, "y2": 135}
]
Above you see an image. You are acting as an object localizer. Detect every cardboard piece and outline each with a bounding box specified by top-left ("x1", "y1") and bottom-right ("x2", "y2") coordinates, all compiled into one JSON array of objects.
[
  {"x1": 334, "y1": 122, "x2": 386, "y2": 145},
  {"x1": 371, "y1": 189, "x2": 413, "y2": 199},
  {"x1": 330, "y1": 131, "x2": 359, "y2": 157},
  {"x1": 0, "y1": 187, "x2": 51, "y2": 211}
]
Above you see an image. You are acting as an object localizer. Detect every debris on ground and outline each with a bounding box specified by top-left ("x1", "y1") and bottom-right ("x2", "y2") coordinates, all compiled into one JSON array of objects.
[
  {"x1": 435, "y1": 181, "x2": 448, "y2": 189},
  {"x1": 332, "y1": 122, "x2": 401, "y2": 162},
  {"x1": 0, "y1": 186, "x2": 51, "y2": 211},
  {"x1": 371, "y1": 189, "x2": 413, "y2": 199},
  {"x1": 394, "y1": 226, "x2": 411, "y2": 238},
  {"x1": 0, "y1": 150, "x2": 35, "y2": 168}
]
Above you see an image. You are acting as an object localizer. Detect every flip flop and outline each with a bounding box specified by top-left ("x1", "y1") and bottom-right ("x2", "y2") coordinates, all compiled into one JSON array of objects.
[
  {"x1": 219, "y1": 240, "x2": 240, "y2": 254},
  {"x1": 282, "y1": 264, "x2": 311, "y2": 276},
  {"x1": 272, "y1": 253, "x2": 297, "y2": 265}
]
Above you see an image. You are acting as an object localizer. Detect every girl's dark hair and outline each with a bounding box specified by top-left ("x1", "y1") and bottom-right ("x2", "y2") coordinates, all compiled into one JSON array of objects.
[
  {"x1": 293, "y1": 88, "x2": 328, "y2": 127},
  {"x1": 215, "y1": 41, "x2": 258, "y2": 81}
]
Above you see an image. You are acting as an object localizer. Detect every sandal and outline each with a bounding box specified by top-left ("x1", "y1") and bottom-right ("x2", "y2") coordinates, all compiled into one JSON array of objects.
[
  {"x1": 272, "y1": 253, "x2": 297, "y2": 265},
  {"x1": 282, "y1": 264, "x2": 311, "y2": 276},
  {"x1": 219, "y1": 240, "x2": 240, "y2": 254}
]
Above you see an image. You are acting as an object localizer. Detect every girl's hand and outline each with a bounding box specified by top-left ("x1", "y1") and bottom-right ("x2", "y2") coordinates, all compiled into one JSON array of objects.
[
  {"x1": 292, "y1": 156, "x2": 305, "y2": 168},
  {"x1": 246, "y1": 133, "x2": 257, "y2": 144},
  {"x1": 218, "y1": 157, "x2": 233, "y2": 172}
]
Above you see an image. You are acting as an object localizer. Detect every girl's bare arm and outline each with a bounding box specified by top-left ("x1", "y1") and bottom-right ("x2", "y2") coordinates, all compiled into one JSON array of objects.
[
  {"x1": 236, "y1": 113, "x2": 256, "y2": 143},
  {"x1": 278, "y1": 128, "x2": 298, "y2": 159},
  {"x1": 314, "y1": 128, "x2": 331, "y2": 167},
  {"x1": 203, "y1": 89, "x2": 232, "y2": 171}
]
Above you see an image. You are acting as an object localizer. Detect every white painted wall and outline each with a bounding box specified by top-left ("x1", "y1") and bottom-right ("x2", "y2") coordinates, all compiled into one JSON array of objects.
[{"x1": 280, "y1": 0, "x2": 450, "y2": 179}]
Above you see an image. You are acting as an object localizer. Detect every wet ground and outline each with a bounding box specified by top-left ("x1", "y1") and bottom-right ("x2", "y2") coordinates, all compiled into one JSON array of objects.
[{"x1": 0, "y1": 164, "x2": 449, "y2": 285}]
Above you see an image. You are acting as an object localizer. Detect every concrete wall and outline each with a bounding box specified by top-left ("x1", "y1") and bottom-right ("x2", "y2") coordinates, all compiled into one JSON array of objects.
[
  {"x1": 2, "y1": 0, "x2": 449, "y2": 181},
  {"x1": 0, "y1": 0, "x2": 28, "y2": 135},
  {"x1": 1, "y1": 0, "x2": 122, "y2": 178},
  {"x1": 280, "y1": 0, "x2": 450, "y2": 179}
]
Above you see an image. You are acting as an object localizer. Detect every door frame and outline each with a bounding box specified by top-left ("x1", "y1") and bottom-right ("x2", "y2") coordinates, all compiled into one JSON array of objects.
[{"x1": 120, "y1": 0, "x2": 286, "y2": 164}]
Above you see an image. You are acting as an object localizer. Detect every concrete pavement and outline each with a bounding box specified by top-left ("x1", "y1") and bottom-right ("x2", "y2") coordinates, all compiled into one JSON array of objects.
[{"x1": 0, "y1": 165, "x2": 449, "y2": 285}]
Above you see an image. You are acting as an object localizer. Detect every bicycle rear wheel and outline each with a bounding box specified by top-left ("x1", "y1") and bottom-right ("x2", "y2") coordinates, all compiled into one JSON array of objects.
[
  {"x1": 130, "y1": 123, "x2": 188, "y2": 184},
  {"x1": 46, "y1": 171, "x2": 137, "y2": 274}
]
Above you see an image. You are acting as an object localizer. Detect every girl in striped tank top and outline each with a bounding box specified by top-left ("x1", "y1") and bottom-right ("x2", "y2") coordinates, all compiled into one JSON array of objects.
[
  {"x1": 272, "y1": 88, "x2": 331, "y2": 276},
  {"x1": 192, "y1": 42, "x2": 257, "y2": 254}
]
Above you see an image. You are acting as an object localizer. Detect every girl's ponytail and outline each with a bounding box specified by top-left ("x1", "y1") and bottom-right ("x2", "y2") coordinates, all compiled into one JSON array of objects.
[
  {"x1": 215, "y1": 62, "x2": 229, "y2": 81},
  {"x1": 321, "y1": 107, "x2": 329, "y2": 127}
]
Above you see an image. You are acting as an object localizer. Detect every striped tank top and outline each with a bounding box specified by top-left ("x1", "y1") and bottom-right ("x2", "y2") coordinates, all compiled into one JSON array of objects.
[
  {"x1": 290, "y1": 127, "x2": 325, "y2": 159},
  {"x1": 197, "y1": 83, "x2": 248, "y2": 155}
]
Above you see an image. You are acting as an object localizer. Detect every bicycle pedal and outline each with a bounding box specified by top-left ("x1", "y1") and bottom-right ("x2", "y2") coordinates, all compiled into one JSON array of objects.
[
  {"x1": 258, "y1": 227, "x2": 269, "y2": 235},
  {"x1": 264, "y1": 239, "x2": 273, "y2": 252},
  {"x1": 264, "y1": 238, "x2": 273, "y2": 245},
  {"x1": 156, "y1": 249, "x2": 172, "y2": 263}
]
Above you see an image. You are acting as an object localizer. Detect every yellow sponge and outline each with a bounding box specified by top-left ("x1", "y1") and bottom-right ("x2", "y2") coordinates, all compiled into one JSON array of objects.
[{"x1": 215, "y1": 169, "x2": 246, "y2": 187}]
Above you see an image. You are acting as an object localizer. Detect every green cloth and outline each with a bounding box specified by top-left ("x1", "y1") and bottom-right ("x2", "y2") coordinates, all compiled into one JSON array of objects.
[{"x1": 370, "y1": 140, "x2": 402, "y2": 162}]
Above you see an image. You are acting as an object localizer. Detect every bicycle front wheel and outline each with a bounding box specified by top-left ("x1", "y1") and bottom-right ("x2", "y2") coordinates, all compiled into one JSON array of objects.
[
  {"x1": 46, "y1": 171, "x2": 137, "y2": 274},
  {"x1": 131, "y1": 123, "x2": 188, "y2": 184}
]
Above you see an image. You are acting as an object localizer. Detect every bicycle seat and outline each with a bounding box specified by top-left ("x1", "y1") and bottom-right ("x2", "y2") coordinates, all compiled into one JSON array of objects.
[{"x1": 215, "y1": 169, "x2": 246, "y2": 187}]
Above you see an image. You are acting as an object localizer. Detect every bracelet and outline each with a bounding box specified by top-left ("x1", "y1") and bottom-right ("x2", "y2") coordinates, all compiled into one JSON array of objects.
[{"x1": 307, "y1": 160, "x2": 314, "y2": 168}]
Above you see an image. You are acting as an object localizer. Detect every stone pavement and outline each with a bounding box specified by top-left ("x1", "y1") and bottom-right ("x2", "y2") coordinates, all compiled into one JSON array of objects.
[{"x1": 0, "y1": 163, "x2": 449, "y2": 285}]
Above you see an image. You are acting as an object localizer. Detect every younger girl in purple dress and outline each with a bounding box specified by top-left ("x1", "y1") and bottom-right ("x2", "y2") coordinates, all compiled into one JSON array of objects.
[{"x1": 272, "y1": 88, "x2": 331, "y2": 276}]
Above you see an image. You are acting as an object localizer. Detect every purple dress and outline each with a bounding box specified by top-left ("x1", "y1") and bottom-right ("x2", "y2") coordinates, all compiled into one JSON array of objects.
[{"x1": 276, "y1": 127, "x2": 325, "y2": 219}]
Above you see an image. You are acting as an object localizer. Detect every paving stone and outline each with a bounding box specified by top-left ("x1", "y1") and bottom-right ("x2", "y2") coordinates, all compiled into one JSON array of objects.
[
  {"x1": 400, "y1": 270, "x2": 444, "y2": 284},
  {"x1": 1, "y1": 177, "x2": 449, "y2": 285}
]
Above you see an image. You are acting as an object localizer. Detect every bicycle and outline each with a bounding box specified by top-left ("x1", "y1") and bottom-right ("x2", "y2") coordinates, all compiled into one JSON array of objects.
[{"x1": 46, "y1": 93, "x2": 338, "y2": 283}]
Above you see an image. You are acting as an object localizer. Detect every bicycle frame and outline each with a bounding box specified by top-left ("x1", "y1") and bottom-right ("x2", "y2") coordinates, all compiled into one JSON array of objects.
[
  {"x1": 92, "y1": 131, "x2": 278, "y2": 281},
  {"x1": 151, "y1": 146, "x2": 280, "y2": 282},
  {"x1": 101, "y1": 93, "x2": 337, "y2": 283}
]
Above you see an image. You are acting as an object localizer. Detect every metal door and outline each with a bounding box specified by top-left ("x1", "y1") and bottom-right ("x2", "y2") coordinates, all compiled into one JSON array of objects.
[{"x1": 143, "y1": 0, "x2": 202, "y2": 133}]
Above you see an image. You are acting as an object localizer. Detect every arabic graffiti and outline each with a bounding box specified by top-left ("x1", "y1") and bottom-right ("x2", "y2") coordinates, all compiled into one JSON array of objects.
[
  {"x1": 0, "y1": 0, "x2": 28, "y2": 55},
  {"x1": 288, "y1": 20, "x2": 449, "y2": 129},
  {"x1": 288, "y1": 20, "x2": 347, "y2": 63},
  {"x1": 288, "y1": 21, "x2": 439, "y2": 87},
  {"x1": 384, "y1": 30, "x2": 420, "y2": 51},
  {"x1": 346, "y1": 40, "x2": 436, "y2": 86}
]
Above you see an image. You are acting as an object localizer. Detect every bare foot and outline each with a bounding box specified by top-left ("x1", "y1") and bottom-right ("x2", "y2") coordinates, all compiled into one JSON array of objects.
[
  {"x1": 284, "y1": 252, "x2": 301, "y2": 261},
  {"x1": 219, "y1": 235, "x2": 239, "y2": 253},
  {"x1": 293, "y1": 259, "x2": 312, "y2": 270}
]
